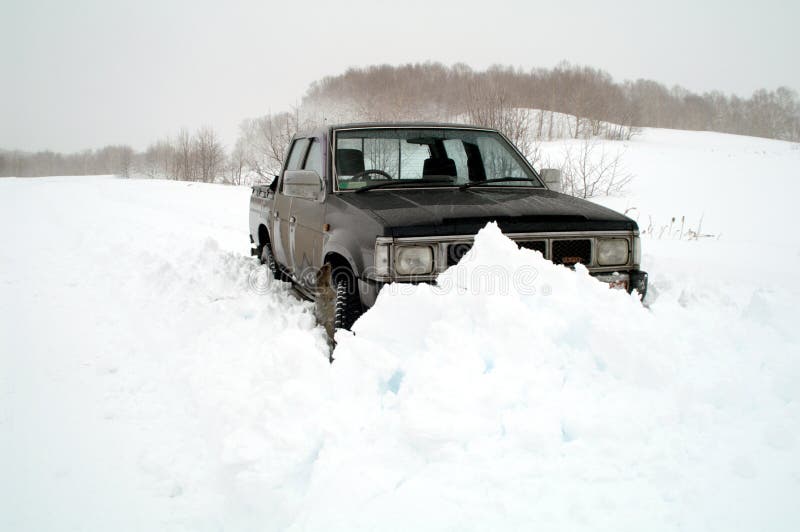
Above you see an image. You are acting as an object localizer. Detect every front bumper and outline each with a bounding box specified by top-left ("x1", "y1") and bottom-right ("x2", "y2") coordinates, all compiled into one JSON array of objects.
[
  {"x1": 592, "y1": 270, "x2": 648, "y2": 299},
  {"x1": 630, "y1": 270, "x2": 648, "y2": 299},
  {"x1": 359, "y1": 268, "x2": 648, "y2": 308}
]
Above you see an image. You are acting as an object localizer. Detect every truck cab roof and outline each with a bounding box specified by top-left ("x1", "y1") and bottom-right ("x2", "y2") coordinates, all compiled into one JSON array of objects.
[{"x1": 294, "y1": 122, "x2": 497, "y2": 139}]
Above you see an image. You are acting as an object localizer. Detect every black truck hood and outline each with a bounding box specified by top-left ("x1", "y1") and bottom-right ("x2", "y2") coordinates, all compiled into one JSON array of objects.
[{"x1": 337, "y1": 188, "x2": 636, "y2": 237}]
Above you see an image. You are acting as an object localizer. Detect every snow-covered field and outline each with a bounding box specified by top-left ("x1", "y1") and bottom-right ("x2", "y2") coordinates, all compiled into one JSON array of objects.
[
  {"x1": 540, "y1": 128, "x2": 800, "y2": 244},
  {"x1": 1, "y1": 129, "x2": 799, "y2": 531}
]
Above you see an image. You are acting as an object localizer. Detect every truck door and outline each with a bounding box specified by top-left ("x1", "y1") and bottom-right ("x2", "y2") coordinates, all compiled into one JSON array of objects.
[
  {"x1": 289, "y1": 138, "x2": 326, "y2": 289},
  {"x1": 272, "y1": 138, "x2": 310, "y2": 273}
]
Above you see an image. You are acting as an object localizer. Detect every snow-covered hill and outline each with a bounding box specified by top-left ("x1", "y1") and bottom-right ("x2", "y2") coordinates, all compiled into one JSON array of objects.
[
  {"x1": 1, "y1": 128, "x2": 799, "y2": 531},
  {"x1": 539, "y1": 128, "x2": 800, "y2": 245}
]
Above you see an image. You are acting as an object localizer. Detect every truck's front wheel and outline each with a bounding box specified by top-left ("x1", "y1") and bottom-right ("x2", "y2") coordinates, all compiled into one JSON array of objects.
[
  {"x1": 259, "y1": 243, "x2": 281, "y2": 281},
  {"x1": 333, "y1": 272, "x2": 362, "y2": 331},
  {"x1": 316, "y1": 263, "x2": 362, "y2": 338}
]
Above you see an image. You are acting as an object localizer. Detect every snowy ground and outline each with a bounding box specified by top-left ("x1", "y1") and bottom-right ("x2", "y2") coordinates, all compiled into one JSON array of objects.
[
  {"x1": 1, "y1": 129, "x2": 799, "y2": 531},
  {"x1": 539, "y1": 128, "x2": 800, "y2": 245}
]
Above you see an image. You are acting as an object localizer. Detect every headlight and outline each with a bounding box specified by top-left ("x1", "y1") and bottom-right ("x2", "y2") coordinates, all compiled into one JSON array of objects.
[
  {"x1": 632, "y1": 236, "x2": 641, "y2": 266},
  {"x1": 395, "y1": 246, "x2": 433, "y2": 275},
  {"x1": 597, "y1": 238, "x2": 629, "y2": 266}
]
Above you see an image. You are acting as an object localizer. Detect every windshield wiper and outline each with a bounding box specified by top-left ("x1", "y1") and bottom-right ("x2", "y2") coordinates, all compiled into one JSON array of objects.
[
  {"x1": 458, "y1": 177, "x2": 538, "y2": 191},
  {"x1": 355, "y1": 179, "x2": 455, "y2": 193}
]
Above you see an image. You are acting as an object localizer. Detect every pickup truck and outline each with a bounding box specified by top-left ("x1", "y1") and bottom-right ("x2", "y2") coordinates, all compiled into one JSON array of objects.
[{"x1": 249, "y1": 123, "x2": 647, "y2": 332}]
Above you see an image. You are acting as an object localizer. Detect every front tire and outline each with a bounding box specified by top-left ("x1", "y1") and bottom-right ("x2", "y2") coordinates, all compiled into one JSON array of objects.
[
  {"x1": 316, "y1": 264, "x2": 362, "y2": 336},
  {"x1": 333, "y1": 275, "x2": 362, "y2": 331},
  {"x1": 259, "y1": 243, "x2": 281, "y2": 281}
]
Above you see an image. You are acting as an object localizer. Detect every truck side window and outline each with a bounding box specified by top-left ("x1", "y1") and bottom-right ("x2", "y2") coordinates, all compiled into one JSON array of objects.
[
  {"x1": 281, "y1": 138, "x2": 310, "y2": 192},
  {"x1": 303, "y1": 139, "x2": 323, "y2": 177},
  {"x1": 286, "y1": 138, "x2": 310, "y2": 171}
]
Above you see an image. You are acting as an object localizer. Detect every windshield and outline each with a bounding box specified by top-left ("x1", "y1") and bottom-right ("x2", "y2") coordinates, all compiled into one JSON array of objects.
[{"x1": 334, "y1": 128, "x2": 542, "y2": 191}]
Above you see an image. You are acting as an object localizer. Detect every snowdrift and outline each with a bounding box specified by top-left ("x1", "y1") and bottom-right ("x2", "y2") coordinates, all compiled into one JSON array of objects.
[
  {"x1": 316, "y1": 223, "x2": 799, "y2": 531},
  {"x1": 2, "y1": 146, "x2": 799, "y2": 531}
]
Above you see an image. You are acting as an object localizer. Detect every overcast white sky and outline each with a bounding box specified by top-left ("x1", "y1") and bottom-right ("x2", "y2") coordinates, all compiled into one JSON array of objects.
[{"x1": 2, "y1": 0, "x2": 798, "y2": 152}]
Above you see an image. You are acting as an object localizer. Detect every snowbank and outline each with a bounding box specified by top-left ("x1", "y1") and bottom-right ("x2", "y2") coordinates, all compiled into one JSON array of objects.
[
  {"x1": 2, "y1": 152, "x2": 799, "y2": 531},
  {"x1": 323, "y1": 222, "x2": 799, "y2": 531}
]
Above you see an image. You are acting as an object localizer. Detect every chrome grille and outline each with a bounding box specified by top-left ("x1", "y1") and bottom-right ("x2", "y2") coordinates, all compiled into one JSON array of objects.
[
  {"x1": 552, "y1": 239, "x2": 591, "y2": 266},
  {"x1": 433, "y1": 234, "x2": 629, "y2": 273},
  {"x1": 517, "y1": 240, "x2": 546, "y2": 255},
  {"x1": 447, "y1": 242, "x2": 473, "y2": 266}
]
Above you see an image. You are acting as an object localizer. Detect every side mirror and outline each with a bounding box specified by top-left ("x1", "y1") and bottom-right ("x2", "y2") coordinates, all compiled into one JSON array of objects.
[
  {"x1": 283, "y1": 170, "x2": 323, "y2": 200},
  {"x1": 540, "y1": 168, "x2": 562, "y2": 192}
]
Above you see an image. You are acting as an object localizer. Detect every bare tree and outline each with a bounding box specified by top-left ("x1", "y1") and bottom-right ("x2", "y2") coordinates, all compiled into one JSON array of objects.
[
  {"x1": 545, "y1": 138, "x2": 633, "y2": 199},
  {"x1": 175, "y1": 128, "x2": 195, "y2": 181},
  {"x1": 138, "y1": 139, "x2": 175, "y2": 179},
  {"x1": 224, "y1": 144, "x2": 247, "y2": 185},
  {"x1": 236, "y1": 109, "x2": 307, "y2": 182},
  {"x1": 194, "y1": 126, "x2": 224, "y2": 183},
  {"x1": 117, "y1": 146, "x2": 134, "y2": 177},
  {"x1": 465, "y1": 82, "x2": 533, "y2": 158}
]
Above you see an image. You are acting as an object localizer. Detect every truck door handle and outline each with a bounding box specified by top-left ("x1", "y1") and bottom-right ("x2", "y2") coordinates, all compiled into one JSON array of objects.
[{"x1": 289, "y1": 216, "x2": 297, "y2": 224}]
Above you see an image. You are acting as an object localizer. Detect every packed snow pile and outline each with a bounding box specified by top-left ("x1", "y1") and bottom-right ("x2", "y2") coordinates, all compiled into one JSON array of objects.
[
  {"x1": 325, "y1": 223, "x2": 799, "y2": 531},
  {"x1": 2, "y1": 125, "x2": 800, "y2": 532}
]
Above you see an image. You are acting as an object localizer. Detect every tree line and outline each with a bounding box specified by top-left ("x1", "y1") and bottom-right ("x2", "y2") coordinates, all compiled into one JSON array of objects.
[
  {"x1": 1, "y1": 126, "x2": 240, "y2": 183},
  {"x1": 3, "y1": 62, "x2": 798, "y2": 182},
  {"x1": 1, "y1": 145, "x2": 134, "y2": 178},
  {"x1": 303, "y1": 62, "x2": 800, "y2": 142}
]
